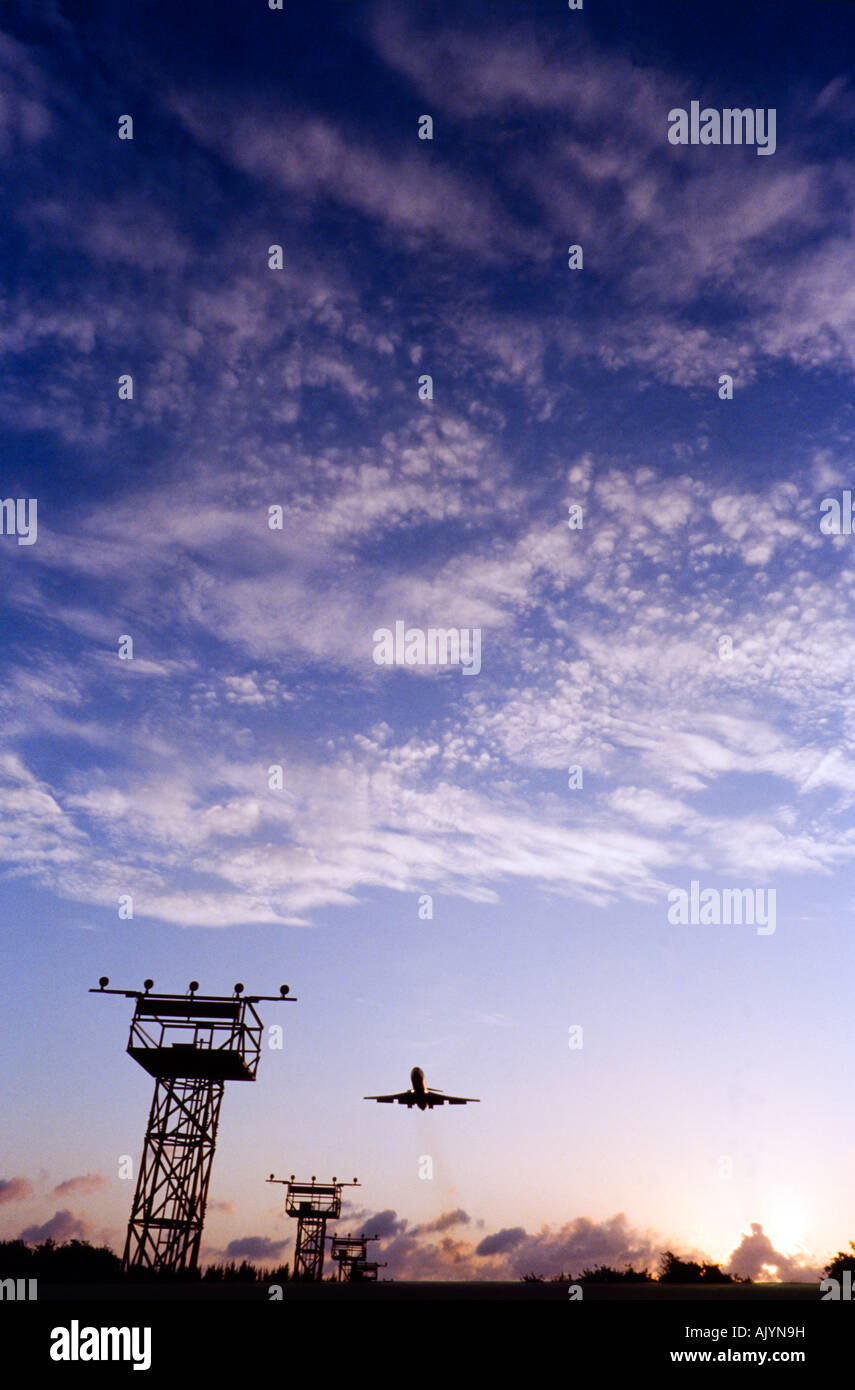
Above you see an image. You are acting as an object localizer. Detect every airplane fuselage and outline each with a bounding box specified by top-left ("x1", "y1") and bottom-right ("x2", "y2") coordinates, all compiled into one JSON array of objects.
[{"x1": 410, "y1": 1066, "x2": 428, "y2": 1109}]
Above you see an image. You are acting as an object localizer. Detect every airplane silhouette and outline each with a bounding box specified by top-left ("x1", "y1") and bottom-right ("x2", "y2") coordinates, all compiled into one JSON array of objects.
[{"x1": 365, "y1": 1066, "x2": 480, "y2": 1110}]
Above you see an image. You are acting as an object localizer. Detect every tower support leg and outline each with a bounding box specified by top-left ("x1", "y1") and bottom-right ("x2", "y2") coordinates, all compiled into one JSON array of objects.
[
  {"x1": 123, "y1": 1076, "x2": 224, "y2": 1273},
  {"x1": 294, "y1": 1215, "x2": 328, "y2": 1281}
]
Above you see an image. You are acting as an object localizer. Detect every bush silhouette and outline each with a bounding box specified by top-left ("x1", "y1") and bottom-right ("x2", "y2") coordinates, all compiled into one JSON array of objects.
[{"x1": 580, "y1": 1263, "x2": 653, "y2": 1283}]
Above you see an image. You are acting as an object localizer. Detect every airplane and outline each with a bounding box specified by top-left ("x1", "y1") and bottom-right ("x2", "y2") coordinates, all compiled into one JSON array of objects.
[{"x1": 364, "y1": 1066, "x2": 480, "y2": 1110}]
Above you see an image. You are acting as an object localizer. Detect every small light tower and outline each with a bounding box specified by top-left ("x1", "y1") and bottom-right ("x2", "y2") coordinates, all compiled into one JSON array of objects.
[
  {"x1": 330, "y1": 1233, "x2": 387, "y2": 1282},
  {"x1": 267, "y1": 1173, "x2": 359, "y2": 1281},
  {"x1": 92, "y1": 977, "x2": 296, "y2": 1274}
]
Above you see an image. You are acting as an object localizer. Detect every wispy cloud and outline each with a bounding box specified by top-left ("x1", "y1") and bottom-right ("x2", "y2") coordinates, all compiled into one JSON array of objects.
[
  {"x1": 52, "y1": 1173, "x2": 107, "y2": 1197},
  {"x1": 0, "y1": 1177, "x2": 33, "y2": 1205}
]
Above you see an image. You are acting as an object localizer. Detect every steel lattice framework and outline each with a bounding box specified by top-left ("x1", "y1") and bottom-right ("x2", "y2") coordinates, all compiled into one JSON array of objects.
[
  {"x1": 123, "y1": 1076, "x2": 224, "y2": 1272},
  {"x1": 293, "y1": 1209, "x2": 326, "y2": 1281},
  {"x1": 330, "y1": 1233, "x2": 386, "y2": 1282},
  {"x1": 92, "y1": 977, "x2": 296, "y2": 1274},
  {"x1": 267, "y1": 1174, "x2": 359, "y2": 1282}
]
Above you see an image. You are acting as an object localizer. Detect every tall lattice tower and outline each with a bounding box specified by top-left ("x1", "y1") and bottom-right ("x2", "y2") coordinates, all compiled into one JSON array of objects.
[
  {"x1": 267, "y1": 1174, "x2": 358, "y2": 1281},
  {"x1": 92, "y1": 977, "x2": 296, "y2": 1274}
]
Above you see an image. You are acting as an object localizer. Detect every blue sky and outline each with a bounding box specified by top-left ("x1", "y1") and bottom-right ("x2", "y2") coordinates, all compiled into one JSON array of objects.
[{"x1": 2, "y1": 0, "x2": 855, "y2": 1281}]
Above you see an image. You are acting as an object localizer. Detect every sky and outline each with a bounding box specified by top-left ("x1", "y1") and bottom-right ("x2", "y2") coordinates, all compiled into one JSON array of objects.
[{"x1": 1, "y1": 0, "x2": 855, "y2": 1283}]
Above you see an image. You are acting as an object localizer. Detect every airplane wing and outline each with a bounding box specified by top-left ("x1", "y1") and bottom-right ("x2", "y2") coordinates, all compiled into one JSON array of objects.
[
  {"x1": 364, "y1": 1092, "x2": 412, "y2": 1104},
  {"x1": 426, "y1": 1090, "x2": 480, "y2": 1107}
]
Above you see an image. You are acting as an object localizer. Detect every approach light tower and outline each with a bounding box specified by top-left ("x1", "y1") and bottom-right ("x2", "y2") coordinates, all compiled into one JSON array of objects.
[
  {"x1": 330, "y1": 1233, "x2": 386, "y2": 1283},
  {"x1": 267, "y1": 1174, "x2": 359, "y2": 1281},
  {"x1": 92, "y1": 977, "x2": 296, "y2": 1274}
]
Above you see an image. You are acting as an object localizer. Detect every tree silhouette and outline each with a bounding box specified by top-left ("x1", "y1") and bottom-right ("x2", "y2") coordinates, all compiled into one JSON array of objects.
[
  {"x1": 0, "y1": 1238, "x2": 122, "y2": 1282},
  {"x1": 824, "y1": 1242, "x2": 855, "y2": 1280},
  {"x1": 658, "y1": 1251, "x2": 739, "y2": 1283},
  {"x1": 0, "y1": 1238, "x2": 294, "y2": 1285}
]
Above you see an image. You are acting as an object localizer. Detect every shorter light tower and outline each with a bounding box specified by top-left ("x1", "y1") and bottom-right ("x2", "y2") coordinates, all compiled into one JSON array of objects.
[
  {"x1": 331, "y1": 1233, "x2": 386, "y2": 1283},
  {"x1": 92, "y1": 977, "x2": 296, "y2": 1274},
  {"x1": 267, "y1": 1174, "x2": 359, "y2": 1282}
]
